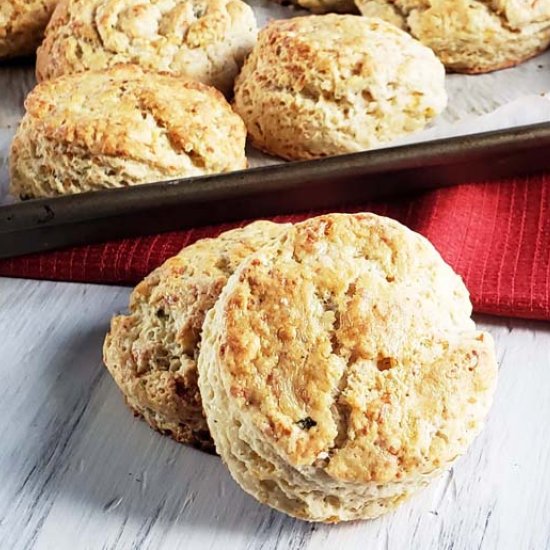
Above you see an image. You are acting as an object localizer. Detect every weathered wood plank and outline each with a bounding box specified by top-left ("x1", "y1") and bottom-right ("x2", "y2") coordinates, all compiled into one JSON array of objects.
[{"x1": 0, "y1": 277, "x2": 548, "y2": 550}]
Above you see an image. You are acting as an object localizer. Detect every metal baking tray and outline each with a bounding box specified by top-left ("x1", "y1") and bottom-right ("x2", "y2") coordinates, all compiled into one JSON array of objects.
[
  {"x1": 2, "y1": 0, "x2": 550, "y2": 259},
  {"x1": 1, "y1": 121, "x2": 550, "y2": 259}
]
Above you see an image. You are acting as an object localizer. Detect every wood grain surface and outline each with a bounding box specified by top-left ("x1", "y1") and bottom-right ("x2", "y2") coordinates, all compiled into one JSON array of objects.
[
  {"x1": 0, "y1": 277, "x2": 548, "y2": 550},
  {"x1": 1, "y1": 5, "x2": 550, "y2": 547}
]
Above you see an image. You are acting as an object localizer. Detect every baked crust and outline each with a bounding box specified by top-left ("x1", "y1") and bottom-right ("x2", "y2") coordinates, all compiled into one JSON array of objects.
[
  {"x1": 198, "y1": 213, "x2": 498, "y2": 522},
  {"x1": 0, "y1": 0, "x2": 56, "y2": 59},
  {"x1": 233, "y1": 15, "x2": 447, "y2": 161},
  {"x1": 36, "y1": 0, "x2": 257, "y2": 95},
  {"x1": 9, "y1": 64, "x2": 247, "y2": 198},
  {"x1": 103, "y1": 221, "x2": 290, "y2": 452},
  {"x1": 355, "y1": 0, "x2": 550, "y2": 73}
]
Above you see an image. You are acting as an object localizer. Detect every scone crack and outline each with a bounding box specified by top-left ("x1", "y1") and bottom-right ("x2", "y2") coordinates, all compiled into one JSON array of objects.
[{"x1": 133, "y1": 91, "x2": 209, "y2": 168}]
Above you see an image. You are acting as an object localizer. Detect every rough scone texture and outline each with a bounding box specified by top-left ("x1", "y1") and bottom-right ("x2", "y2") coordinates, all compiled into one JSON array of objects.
[
  {"x1": 103, "y1": 221, "x2": 290, "y2": 452},
  {"x1": 36, "y1": 0, "x2": 257, "y2": 95},
  {"x1": 0, "y1": 0, "x2": 57, "y2": 59},
  {"x1": 233, "y1": 15, "x2": 447, "y2": 161},
  {"x1": 198, "y1": 213, "x2": 498, "y2": 522},
  {"x1": 355, "y1": 0, "x2": 550, "y2": 73},
  {"x1": 9, "y1": 65, "x2": 247, "y2": 199}
]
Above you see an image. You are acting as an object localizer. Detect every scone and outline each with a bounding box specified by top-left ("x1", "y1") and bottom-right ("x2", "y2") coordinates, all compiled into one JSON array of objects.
[
  {"x1": 233, "y1": 16, "x2": 447, "y2": 161},
  {"x1": 0, "y1": 1, "x2": 57, "y2": 60},
  {"x1": 271, "y1": 0, "x2": 357, "y2": 14},
  {"x1": 355, "y1": 0, "x2": 550, "y2": 73},
  {"x1": 198, "y1": 213, "x2": 498, "y2": 522},
  {"x1": 104, "y1": 221, "x2": 290, "y2": 452},
  {"x1": 36, "y1": 0, "x2": 257, "y2": 95},
  {"x1": 9, "y1": 65, "x2": 247, "y2": 199}
]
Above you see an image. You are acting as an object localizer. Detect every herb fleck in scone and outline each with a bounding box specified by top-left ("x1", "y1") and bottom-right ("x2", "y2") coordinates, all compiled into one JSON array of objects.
[
  {"x1": 0, "y1": 0, "x2": 57, "y2": 59},
  {"x1": 198, "y1": 213, "x2": 498, "y2": 522},
  {"x1": 36, "y1": 0, "x2": 258, "y2": 95},
  {"x1": 9, "y1": 65, "x2": 247, "y2": 199},
  {"x1": 355, "y1": 0, "x2": 550, "y2": 73},
  {"x1": 103, "y1": 221, "x2": 290, "y2": 452},
  {"x1": 233, "y1": 15, "x2": 447, "y2": 161}
]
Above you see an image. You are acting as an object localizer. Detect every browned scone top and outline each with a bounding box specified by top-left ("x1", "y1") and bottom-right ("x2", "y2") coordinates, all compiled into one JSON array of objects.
[
  {"x1": 355, "y1": 0, "x2": 550, "y2": 73},
  {"x1": 36, "y1": 0, "x2": 257, "y2": 94},
  {"x1": 104, "y1": 221, "x2": 290, "y2": 452},
  {"x1": 0, "y1": 0, "x2": 57, "y2": 59},
  {"x1": 9, "y1": 65, "x2": 247, "y2": 199},
  {"x1": 198, "y1": 213, "x2": 498, "y2": 521},
  {"x1": 233, "y1": 15, "x2": 447, "y2": 161}
]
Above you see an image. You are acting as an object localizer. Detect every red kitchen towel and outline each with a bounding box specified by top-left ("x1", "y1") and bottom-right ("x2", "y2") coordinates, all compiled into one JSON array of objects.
[{"x1": 1, "y1": 173, "x2": 549, "y2": 321}]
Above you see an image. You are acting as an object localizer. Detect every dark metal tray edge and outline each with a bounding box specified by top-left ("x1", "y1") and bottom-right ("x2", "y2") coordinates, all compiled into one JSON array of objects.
[{"x1": 2, "y1": 121, "x2": 550, "y2": 259}]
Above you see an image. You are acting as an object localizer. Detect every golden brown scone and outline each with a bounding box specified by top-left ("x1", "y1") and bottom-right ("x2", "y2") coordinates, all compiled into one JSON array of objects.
[
  {"x1": 355, "y1": 0, "x2": 550, "y2": 73},
  {"x1": 270, "y1": 0, "x2": 358, "y2": 14},
  {"x1": 198, "y1": 213, "x2": 498, "y2": 522},
  {"x1": 9, "y1": 65, "x2": 247, "y2": 199},
  {"x1": 103, "y1": 221, "x2": 290, "y2": 452},
  {"x1": 36, "y1": 0, "x2": 257, "y2": 95},
  {"x1": 233, "y1": 16, "x2": 447, "y2": 161},
  {"x1": 0, "y1": 1, "x2": 57, "y2": 60}
]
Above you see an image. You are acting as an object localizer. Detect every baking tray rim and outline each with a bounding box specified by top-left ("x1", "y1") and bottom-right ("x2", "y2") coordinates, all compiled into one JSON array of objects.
[{"x1": 1, "y1": 120, "x2": 550, "y2": 258}]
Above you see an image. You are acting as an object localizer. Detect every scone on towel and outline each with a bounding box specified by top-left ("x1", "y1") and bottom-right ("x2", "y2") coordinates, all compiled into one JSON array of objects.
[
  {"x1": 233, "y1": 15, "x2": 447, "y2": 161},
  {"x1": 36, "y1": 0, "x2": 258, "y2": 95},
  {"x1": 198, "y1": 213, "x2": 498, "y2": 522},
  {"x1": 355, "y1": 0, "x2": 550, "y2": 74},
  {"x1": 9, "y1": 65, "x2": 247, "y2": 199},
  {"x1": 0, "y1": 0, "x2": 57, "y2": 59},
  {"x1": 104, "y1": 221, "x2": 290, "y2": 452}
]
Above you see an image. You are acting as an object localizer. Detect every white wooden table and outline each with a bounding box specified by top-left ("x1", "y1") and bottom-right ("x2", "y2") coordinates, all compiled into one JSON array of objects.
[
  {"x1": 2, "y1": 8, "x2": 550, "y2": 547},
  {"x1": 0, "y1": 276, "x2": 549, "y2": 550}
]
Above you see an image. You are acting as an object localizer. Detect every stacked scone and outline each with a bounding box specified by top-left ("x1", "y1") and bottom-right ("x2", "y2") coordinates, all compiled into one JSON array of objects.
[
  {"x1": 104, "y1": 212, "x2": 498, "y2": 522},
  {"x1": 104, "y1": 220, "x2": 289, "y2": 451}
]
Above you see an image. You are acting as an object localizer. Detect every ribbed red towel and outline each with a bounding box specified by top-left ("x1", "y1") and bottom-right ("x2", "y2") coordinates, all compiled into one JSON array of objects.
[{"x1": 1, "y1": 174, "x2": 549, "y2": 321}]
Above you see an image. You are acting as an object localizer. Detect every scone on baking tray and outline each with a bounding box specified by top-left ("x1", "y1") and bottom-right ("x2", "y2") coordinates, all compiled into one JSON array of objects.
[
  {"x1": 103, "y1": 221, "x2": 290, "y2": 452},
  {"x1": 9, "y1": 64, "x2": 247, "y2": 199},
  {"x1": 36, "y1": 0, "x2": 257, "y2": 95},
  {"x1": 233, "y1": 15, "x2": 447, "y2": 161},
  {"x1": 0, "y1": 0, "x2": 57, "y2": 59},
  {"x1": 355, "y1": 0, "x2": 550, "y2": 74},
  {"x1": 198, "y1": 213, "x2": 498, "y2": 522}
]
